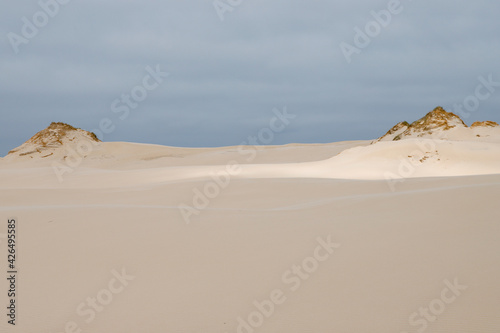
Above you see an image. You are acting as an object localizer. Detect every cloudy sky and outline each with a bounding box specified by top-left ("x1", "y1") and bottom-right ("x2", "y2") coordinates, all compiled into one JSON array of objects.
[{"x1": 1, "y1": 0, "x2": 499, "y2": 156}]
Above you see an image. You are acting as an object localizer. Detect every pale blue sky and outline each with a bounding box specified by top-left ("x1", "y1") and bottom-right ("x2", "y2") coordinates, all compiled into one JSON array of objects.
[{"x1": 1, "y1": 0, "x2": 499, "y2": 155}]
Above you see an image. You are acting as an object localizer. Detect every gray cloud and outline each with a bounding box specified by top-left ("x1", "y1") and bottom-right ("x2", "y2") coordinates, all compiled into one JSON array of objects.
[{"x1": 1, "y1": 0, "x2": 499, "y2": 155}]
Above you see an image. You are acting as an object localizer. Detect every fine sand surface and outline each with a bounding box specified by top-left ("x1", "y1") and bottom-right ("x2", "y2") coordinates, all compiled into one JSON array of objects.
[{"x1": 1, "y1": 141, "x2": 499, "y2": 332}]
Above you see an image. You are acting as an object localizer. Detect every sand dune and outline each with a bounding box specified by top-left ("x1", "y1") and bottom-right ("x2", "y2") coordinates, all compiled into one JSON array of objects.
[
  {"x1": 1, "y1": 138, "x2": 498, "y2": 192},
  {"x1": 1, "y1": 110, "x2": 499, "y2": 332},
  {"x1": 0, "y1": 166, "x2": 499, "y2": 333}
]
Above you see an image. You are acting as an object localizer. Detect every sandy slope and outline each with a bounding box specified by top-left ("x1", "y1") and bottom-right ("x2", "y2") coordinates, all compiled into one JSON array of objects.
[
  {"x1": 1, "y1": 138, "x2": 499, "y2": 192},
  {"x1": 0, "y1": 139, "x2": 499, "y2": 333},
  {"x1": 1, "y1": 140, "x2": 368, "y2": 167}
]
